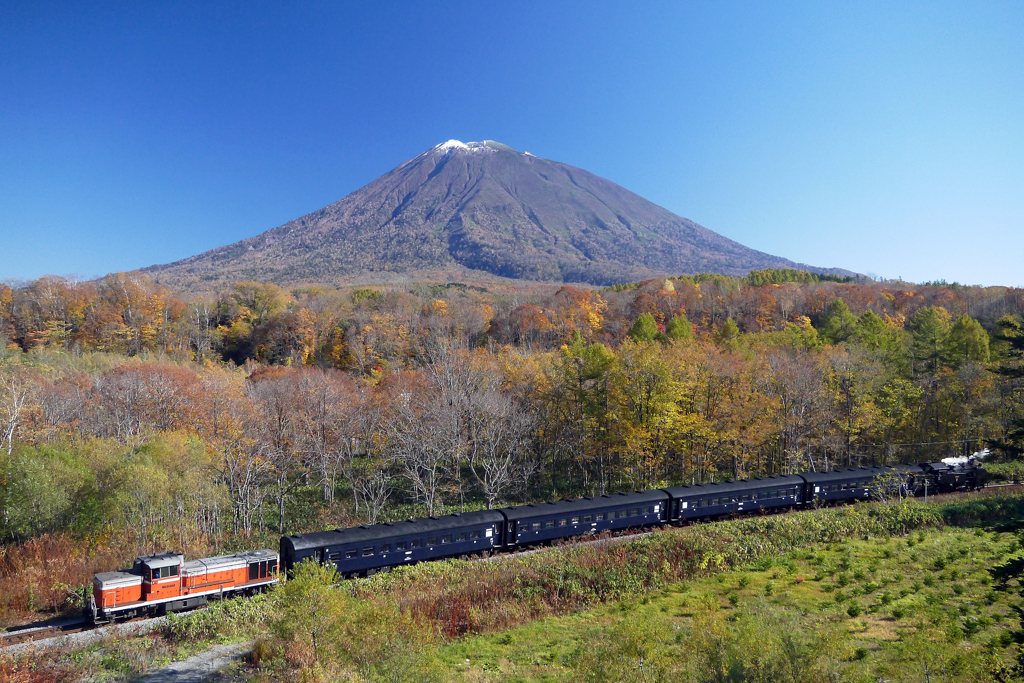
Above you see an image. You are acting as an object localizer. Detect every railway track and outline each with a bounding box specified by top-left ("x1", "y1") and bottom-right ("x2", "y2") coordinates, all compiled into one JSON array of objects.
[
  {"x1": 0, "y1": 618, "x2": 90, "y2": 648},
  {"x1": 3, "y1": 482, "x2": 1018, "y2": 651}
]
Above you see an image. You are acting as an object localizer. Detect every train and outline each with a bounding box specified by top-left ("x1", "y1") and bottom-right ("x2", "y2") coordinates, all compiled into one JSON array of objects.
[
  {"x1": 87, "y1": 456, "x2": 987, "y2": 623},
  {"x1": 280, "y1": 458, "x2": 987, "y2": 579},
  {"x1": 88, "y1": 549, "x2": 280, "y2": 624}
]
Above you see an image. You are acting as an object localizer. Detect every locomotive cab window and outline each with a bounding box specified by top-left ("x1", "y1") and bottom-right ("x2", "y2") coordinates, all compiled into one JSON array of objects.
[
  {"x1": 152, "y1": 565, "x2": 178, "y2": 579},
  {"x1": 249, "y1": 561, "x2": 271, "y2": 580}
]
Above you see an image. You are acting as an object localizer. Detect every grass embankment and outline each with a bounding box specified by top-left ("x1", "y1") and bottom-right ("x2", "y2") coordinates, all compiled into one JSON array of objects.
[
  {"x1": 3, "y1": 490, "x2": 1024, "y2": 682},
  {"x1": 444, "y1": 524, "x2": 1019, "y2": 681}
]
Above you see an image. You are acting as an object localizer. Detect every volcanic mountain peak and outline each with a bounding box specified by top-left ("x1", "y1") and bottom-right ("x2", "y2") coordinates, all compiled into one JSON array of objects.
[
  {"x1": 142, "y1": 141, "x2": 853, "y2": 292},
  {"x1": 433, "y1": 139, "x2": 519, "y2": 154}
]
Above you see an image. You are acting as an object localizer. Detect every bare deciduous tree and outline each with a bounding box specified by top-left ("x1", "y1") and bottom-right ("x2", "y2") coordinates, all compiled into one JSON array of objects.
[{"x1": 467, "y1": 389, "x2": 535, "y2": 509}]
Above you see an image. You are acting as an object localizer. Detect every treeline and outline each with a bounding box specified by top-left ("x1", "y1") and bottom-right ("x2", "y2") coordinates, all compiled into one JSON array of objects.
[
  {"x1": 1, "y1": 269, "x2": 1023, "y2": 551},
  {"x1": 2, "y1": 270, "x2": 1023, "y2": 366}
]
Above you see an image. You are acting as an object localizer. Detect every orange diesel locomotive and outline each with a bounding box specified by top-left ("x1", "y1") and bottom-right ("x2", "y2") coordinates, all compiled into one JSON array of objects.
[{"x1": 89, "y1": 549, "x2": 279, "y2": 623}]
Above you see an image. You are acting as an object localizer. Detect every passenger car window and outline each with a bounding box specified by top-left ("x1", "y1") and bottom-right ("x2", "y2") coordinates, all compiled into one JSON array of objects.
[
  {"x1": 442, "y1": 535, "x2": 452, "y2": 544},
  {"x1": 427, "y1": 537, "x2": 437, "y2": 546},
  {"x1": 545, "y1": 520, "x2": 555, "y2": 528},
  {"x1": 596, "y1": 513, "x2": 605, "y2": 521},
  {"x1": 362, "y1": 547, "x2": 374, "y2": 556},
  {"x1": 457, "y1": 533, "x2": 467, "y2": 542},
  {"x1": 396, "y1": 541, "x2": 407, "y2": 550},
  {"x1": 346, "y1": 549, "x2": 357, "y2": 559},
  {"x1": 469, "y1": 531, "x2": 480, "y2": 539},
  {"x1": 571, "y1": 517, "x2": 579, "y2": 524},
  {"x1": 558, "y1": 518, "x2": 567, "y2": 526},
  {"x1": 411, "y1": 539, "x2": 422, "y2": 548},
  {"x1": 380, "y1": 544, "x2": 391, "y2": 553},
  {"x1": 583, "y1": 515, "x2": 592, "y2": 523},
  {"x1": 532, "y1": 522, "x2": 542, "y2": 531}
]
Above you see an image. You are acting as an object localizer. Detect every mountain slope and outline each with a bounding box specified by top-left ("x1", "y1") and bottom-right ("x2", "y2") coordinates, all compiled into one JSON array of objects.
[{"x1": 143, "y1": 140, "x2": 851, "y2": 290}]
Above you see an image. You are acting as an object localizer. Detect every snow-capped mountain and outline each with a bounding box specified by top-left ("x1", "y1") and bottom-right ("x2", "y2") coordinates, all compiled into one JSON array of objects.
[{"x1": 142, "y1": 140, "x2": 851, "y2": 291}]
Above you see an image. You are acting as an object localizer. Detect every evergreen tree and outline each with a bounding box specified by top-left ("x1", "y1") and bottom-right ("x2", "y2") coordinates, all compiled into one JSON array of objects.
[
  {"x1": 908, "y1": 306, "x2": 951, "y2": 374},
  {"x1": 989, "y1": 315, "x2": 1024, "y2": 459},
  {"x1": 854, "y1": 310, "x2": 887, "y2": 349},
  {"x1": 665, "y1": 313, "x2": 693, "y2": 341},
  {"x1": 944, "y1": 314, "x2": 990, "y2": 367},
  {"x1": 818, "y1": 300, "x2": 860, "y2": 344},
  {"x1": 627, "y1": 313, "x2": 659, "y2": 343},
  {"x1": 715, "y1": 318, "x2": 740, "y2": 351}
]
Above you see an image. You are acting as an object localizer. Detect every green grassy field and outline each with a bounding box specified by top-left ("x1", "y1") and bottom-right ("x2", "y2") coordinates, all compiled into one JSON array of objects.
[{"x1": 440, "y1": 523, "x2": 1023, "y2": 681}]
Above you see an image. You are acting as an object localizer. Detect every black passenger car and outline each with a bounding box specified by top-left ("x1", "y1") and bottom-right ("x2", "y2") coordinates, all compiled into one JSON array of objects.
[
  {"x1": 664, "y1": 475, "x2": 804, "y2": 521},
  {"x1": 802, "y1": 467, "x2": 893, "y2": 504},
  {"x1": 280, "y1": 510, "x2": 504, "y2": 577},
  {"x1": 498, "y1": 490, "x2": 669, "y2": 546}
]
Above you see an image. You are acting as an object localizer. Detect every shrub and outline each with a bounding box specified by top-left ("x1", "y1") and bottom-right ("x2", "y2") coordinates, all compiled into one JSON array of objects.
[{"x1": 847, "y1": 604, "x2": 863, "y2": 617}]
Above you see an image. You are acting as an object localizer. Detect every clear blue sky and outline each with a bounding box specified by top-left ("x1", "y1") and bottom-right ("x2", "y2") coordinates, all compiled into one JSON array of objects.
[{"x1": 2, "y1": 1, "x2": 1022, "y2": 287}]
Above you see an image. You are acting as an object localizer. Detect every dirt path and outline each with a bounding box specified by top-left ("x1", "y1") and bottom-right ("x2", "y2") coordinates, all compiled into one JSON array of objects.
[{"x1": 135, "y1": 641, "x2": 252, "y2": 682}]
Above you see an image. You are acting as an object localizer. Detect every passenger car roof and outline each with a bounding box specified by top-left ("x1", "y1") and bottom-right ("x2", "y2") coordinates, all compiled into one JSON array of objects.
[
  {"x1": 800, "y1": 467, "x2": 893, "y2": 483},
  {"x1": 663, "y1": 474, "x2": 805, "y2": 498},
  {"x1": 283, "y1": 509, "x2": 505, "y2": 553},
  {"x1": 497, "y1": 490, "x2": 668, "y2": 522}
]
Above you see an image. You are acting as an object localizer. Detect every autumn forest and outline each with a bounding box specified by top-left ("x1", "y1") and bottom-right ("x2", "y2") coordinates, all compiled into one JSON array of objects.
[{"x1": 1, "y1": 269, "x2": 1024, "y2": 623}]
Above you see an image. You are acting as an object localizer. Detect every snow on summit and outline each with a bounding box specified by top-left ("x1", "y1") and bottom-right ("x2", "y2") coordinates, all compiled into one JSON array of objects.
[
  {"x1": 434, "y1": 140, "x2": 507, "y2": 154},
  {"x1": 436, "y1": 139, "x2": 469, "y2": 152}
]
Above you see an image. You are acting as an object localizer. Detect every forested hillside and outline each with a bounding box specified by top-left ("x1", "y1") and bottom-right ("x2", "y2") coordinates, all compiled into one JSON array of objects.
[{"x1": 1, "y1": 269, "x2": 1023, "y2": 625}]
